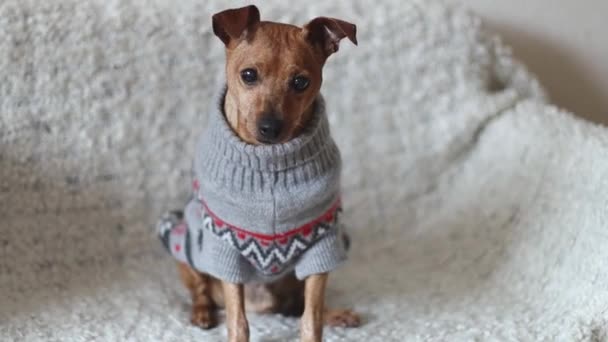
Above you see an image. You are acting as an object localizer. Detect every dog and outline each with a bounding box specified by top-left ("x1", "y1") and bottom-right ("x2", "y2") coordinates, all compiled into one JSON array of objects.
[{"x1": 158, "y1": 5, "x2": 359, "y2": 342}]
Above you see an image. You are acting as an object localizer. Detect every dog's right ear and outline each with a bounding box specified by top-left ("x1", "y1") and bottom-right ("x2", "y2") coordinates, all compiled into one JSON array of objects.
[{"x1": 212, "y1": 5, "x2": 260, "y2": 47}]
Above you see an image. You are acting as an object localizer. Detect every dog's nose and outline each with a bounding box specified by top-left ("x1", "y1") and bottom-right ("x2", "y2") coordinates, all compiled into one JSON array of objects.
[{"x1": 257, "y1": 117, "x2": 283, "y2": 142}]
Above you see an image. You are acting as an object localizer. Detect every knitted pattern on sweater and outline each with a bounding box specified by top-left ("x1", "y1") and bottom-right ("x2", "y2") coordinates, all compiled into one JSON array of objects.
[{"x1": 158, "y1": 89, "x2": 348, "y2": 283}]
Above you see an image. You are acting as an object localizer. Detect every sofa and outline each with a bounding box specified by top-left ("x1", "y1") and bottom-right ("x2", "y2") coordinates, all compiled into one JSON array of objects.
[{"x1": 1, "y1": 1, "x2": 607, "y2": 341}]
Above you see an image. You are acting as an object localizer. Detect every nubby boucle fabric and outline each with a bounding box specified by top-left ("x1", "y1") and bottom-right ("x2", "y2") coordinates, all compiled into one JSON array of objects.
[{"x1": 1, "y1": 1, "x2": 608, "y2": 341}]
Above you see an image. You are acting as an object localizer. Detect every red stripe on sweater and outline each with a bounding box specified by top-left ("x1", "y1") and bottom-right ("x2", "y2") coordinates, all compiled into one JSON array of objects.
[{"x1": 199, "y1": 198, "x2": 340, "y2": 241}]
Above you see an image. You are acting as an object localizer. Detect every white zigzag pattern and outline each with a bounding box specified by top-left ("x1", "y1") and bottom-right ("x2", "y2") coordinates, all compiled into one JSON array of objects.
[
  {"x1": 200, "y1": 208, "x2": 340, "y2": 273},
  {"x1": 240, "y1": 237, "x2": 310, "y2": 269},
  {"x1": 203, "y1": 215, "x2": 214, "y2": 231}
]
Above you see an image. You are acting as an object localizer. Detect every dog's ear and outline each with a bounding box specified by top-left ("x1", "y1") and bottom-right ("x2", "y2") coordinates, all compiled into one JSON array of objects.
[
  {"x1": 212, "y1": 5, "x2": 260, "y2": 46},
  {"x1": 303, "y1": 17, "x2": 357, "y2": 59}
]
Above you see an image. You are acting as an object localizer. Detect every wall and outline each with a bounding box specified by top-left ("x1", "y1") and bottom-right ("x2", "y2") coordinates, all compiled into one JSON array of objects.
[{"x1": 447, "y1": 0, "x2": 608, "y2": 124}]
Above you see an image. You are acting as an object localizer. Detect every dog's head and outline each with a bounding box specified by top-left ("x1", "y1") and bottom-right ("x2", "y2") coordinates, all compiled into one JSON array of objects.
[{"x1": 212, "y1": 5, "x2": 357, "y2": 144}]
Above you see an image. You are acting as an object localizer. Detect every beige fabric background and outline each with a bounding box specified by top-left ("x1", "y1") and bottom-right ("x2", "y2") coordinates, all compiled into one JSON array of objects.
[
  {"x1": 1, "y1": 1, "x2": 607, "y2": 341},
  {"x1": 448, "y1": 0, "x2": 608, "y2": 125}
]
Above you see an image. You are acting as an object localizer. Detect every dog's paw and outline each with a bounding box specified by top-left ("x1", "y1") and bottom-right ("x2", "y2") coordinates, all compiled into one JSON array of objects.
[
  {"x1": 190, "y1": 306, "x2": 217, "y2": 330},
  {"x1": 324, "y1": 309, "x2": 361, "y2": 328}
]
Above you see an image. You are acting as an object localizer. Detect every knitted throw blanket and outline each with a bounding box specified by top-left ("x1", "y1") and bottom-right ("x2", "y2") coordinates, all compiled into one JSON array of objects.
[
  {"x1": 158, "y1": 89, "x2": 348, "y2": 283},
  {"x1": 6, "y1": 1, "x2": 608, "y2": 341}
]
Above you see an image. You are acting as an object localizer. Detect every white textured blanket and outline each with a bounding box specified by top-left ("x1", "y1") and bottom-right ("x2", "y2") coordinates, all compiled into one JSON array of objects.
[{"x1": 1, "y1": 1, "x2": 607, "y2": 341}]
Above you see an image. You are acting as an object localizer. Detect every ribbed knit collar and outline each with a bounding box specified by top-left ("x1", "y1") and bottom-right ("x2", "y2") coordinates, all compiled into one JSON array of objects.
[{"x1": 204, "y1": 88, "x2": 333, "y2": 172}]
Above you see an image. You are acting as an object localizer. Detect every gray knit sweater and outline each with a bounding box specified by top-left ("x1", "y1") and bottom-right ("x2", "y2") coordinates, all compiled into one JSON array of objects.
[{"x1": 158, "y1": 90, "x2": 348, "y2": 284}]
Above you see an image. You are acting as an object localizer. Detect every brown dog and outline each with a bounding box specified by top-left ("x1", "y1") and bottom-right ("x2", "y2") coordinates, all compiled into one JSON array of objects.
[{"x1": 178, "y1": 5, "x2": 359, "y2": 342}]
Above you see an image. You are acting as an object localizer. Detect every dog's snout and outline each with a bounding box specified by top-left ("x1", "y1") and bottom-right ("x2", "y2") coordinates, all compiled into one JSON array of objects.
[{"x1": 257, "y1": 117, "x2": 283, "y2": 143}]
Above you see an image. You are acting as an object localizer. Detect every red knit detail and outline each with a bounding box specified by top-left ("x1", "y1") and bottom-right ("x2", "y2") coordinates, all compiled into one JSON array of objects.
[
  {"x1": 199, "y1": 199, "x2": 342, "y2": 275},
  {"x1": 200, "y1": 198, "x2": 340, "y2": 242},
  {"x1": 302, "y1": 224, "x2": 313, "y2": 237},
  {"x1": 173, "y1": 223, "x2": 187, "y2": 235}
]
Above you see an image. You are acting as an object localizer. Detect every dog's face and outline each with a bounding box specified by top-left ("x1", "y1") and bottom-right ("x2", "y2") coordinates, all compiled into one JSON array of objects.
[
  {"x1": 213, "y1": 6, "x2": 357, "y2": 144},
  {"x1": 224, "y1": 22, "x2": 323, "y2": 144}
]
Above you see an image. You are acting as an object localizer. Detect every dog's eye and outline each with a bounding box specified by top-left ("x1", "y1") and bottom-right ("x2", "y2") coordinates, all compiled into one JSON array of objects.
[
  {"x1": 292, "y1": 75, "x2": 310, "y2": 92},
  {"x1": 240, "y1": 68, "x2": 258, "y2": 85}
]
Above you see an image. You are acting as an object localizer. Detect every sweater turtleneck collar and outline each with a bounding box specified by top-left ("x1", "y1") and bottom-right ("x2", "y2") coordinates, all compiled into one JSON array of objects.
[{"x1": 203, "y1": 87, "x2": 334, "y2": 173}]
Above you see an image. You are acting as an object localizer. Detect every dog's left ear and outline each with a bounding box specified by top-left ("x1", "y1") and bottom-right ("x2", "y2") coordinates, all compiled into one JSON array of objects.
[
  {"x1": 303, "y1": 17, "x2": 357, "y2": 59},
  {"x1": 212, "y1": 5, "x2": 261, "y2": 47}
]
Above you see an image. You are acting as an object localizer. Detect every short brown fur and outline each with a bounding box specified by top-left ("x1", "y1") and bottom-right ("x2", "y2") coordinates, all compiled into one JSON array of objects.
[
  {"x1": 224, "y1": 22, "x2": 323, "y2": 144},
  {"x1": 178, "y1": 5, "x2": 359, "y2": 342}
]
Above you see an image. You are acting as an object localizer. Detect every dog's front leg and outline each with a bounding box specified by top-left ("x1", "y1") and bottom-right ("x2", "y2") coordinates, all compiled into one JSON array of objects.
[
  {"x1": 222, "y1": 281, "x2": 249, "y2": 342},
  {"x1": 301, "y1": 273, "x2": 328, "y2": 342}
]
